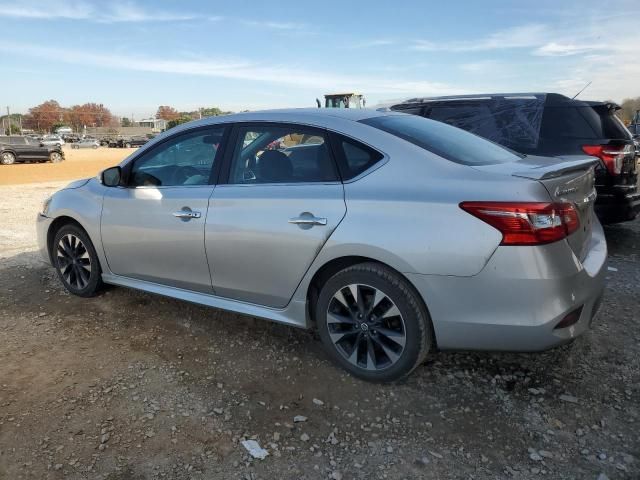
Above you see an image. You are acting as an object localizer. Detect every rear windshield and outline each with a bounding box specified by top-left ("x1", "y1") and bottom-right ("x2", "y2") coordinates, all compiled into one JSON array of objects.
[{"x1": 360, "y1": 114, "x2": 520, "y2": 166}]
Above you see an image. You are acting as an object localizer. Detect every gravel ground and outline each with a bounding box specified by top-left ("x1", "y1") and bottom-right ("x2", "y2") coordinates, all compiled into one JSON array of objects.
[{"x1": 0, "y1": 181, "x2": 638, "y2": 480}]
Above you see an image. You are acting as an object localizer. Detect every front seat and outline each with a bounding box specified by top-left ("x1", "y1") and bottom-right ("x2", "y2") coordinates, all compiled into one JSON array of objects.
[{"x1": 258, "y1": 150, "x2": 294, "y2": 183}]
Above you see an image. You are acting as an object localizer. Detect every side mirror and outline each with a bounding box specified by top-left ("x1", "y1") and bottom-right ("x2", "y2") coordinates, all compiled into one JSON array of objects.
[{"x1": 101, "y1": 166, "x2": 122, "y2": 187}]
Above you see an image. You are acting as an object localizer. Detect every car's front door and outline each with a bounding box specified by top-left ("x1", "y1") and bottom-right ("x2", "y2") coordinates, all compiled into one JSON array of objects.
[
  {"x1": 206, "y1": 123, "x2": 346, "y2": 308},
  {"x1": 100, "y1": 125, "x2": 227, "y2": 293}
]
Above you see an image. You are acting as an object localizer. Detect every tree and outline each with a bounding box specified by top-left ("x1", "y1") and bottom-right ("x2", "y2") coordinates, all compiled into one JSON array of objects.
[
  {"x1": 167, "y1": 115, "x2": 193, "y2": 129},
  {"x1": 156, "y1": 106, "x2": 180, "y2": 121},
  {"x1": 619, "y1": 97, "x2": 640, "y2": 124},
  {"x1": 66, "y1": 103, "x2": 113, "y2": 130},
  {"x1": 28, "y1": 100, "x2": 64, "y2": 133},
  {"x1": 121, "y1": 117, "x2": 132, "y2": 127}
]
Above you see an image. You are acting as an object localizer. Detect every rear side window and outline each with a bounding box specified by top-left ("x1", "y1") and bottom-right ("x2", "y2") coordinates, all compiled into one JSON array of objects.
[
  {"x1": 425, "y1": 99, "x2": 543, "y2": 151},
  {"x1": 581, "y1": 106, "x2": 632, "y2": 140},
  {"x1": 540, "y1": 107, "x2": 598, "y2": 139},
  {"x1": 333, "y1": 136, "x2": 384, "y2": 180},
  {"x1": 361, "y1": 115, "x2": 520, "y2": 166}
]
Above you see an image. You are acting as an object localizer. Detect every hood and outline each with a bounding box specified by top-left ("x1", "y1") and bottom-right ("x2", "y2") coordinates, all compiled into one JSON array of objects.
[{"x1": 63, "y1": 178, "x2": 91, "y2": 190}]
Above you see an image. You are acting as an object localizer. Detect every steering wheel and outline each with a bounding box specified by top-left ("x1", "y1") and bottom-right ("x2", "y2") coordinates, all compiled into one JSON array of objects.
[{"x1": 172, "y1": 165, "x2": 202, "y2": 185}]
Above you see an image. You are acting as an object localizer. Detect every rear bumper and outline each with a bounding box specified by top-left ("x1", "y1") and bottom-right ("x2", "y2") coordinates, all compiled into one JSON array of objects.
[{"x1": 407, "y1": 220, "x2": 607, "y2": 352}]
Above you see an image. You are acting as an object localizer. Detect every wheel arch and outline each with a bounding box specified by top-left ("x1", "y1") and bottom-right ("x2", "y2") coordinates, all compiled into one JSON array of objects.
[
  {"x1": 306, "y1": 255, "x2": 437, "y2": 348},
  {"x1": 47, "y1": 216, "x2": 90, "y2": 264}
]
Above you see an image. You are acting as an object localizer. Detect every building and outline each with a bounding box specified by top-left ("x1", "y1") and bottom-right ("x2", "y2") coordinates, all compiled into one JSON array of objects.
[{"x1": 138, "y1": 118, "x2": 167, "y2": 132}]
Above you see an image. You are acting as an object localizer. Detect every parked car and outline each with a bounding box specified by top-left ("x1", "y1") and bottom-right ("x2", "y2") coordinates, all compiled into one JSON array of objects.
[
  {"x1": 114, "y1": 136, "x2": 149, "y2": 148},
  {"x1": 0, "y1": 135, "x2": 64, "y2": 164},
  {"x1": 41, "y1": 136, "x2": 65, "y2": 147},
  {"x1": 71, "y1": 139, "x2": 100, "y2": 149},
  {"x1": 37, "y1": 109, "x2": 606, "y2": 381},
  {"x1": 390, "y1": 93, "x2": 640, "y2": 224}
]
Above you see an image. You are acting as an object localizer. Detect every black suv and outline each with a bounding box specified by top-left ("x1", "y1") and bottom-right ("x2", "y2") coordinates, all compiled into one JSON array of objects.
[
  {"x1": 0, "y1": 135, "x2": 65, "y2": 165},
  {"x1": 391, "y1": 93, "x2": 640, "y2": 224}
]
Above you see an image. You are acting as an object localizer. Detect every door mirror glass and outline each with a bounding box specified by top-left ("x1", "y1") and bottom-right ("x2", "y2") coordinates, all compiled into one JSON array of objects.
[{"x1": 102, "y1": 166, "x2": 122, "y2": 187}]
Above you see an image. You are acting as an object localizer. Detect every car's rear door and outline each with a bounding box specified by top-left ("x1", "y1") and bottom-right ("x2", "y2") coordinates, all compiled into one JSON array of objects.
[
  {"x1": 206, "y1": 123, "x2": 346, "y2": 308},
  {"x1": 100, "y1": 125, "x2": 227, "y2": 293},
  {"x1": 9, "y1": 137, "x2": 34, "y2": 159}
]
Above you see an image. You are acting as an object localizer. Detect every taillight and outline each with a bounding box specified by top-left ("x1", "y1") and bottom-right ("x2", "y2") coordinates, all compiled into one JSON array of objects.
[
  {"x1": 460, "y1": 202, "x2": 580, "y2": 246},
  {"x1": 582, "y1": 144, "x2": 629, "y2": 175}
]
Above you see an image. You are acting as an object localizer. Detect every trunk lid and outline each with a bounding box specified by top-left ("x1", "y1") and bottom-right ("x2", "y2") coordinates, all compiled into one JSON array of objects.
[{"x1": 472, "y1": 155, "x2": 598, "y2": 260}]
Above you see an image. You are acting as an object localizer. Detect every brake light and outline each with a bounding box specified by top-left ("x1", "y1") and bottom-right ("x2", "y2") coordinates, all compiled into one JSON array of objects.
[
  {"x1": 460, "y1": 202, "x2": 580, "y2": 246},
  {"x1": 582, "y1": 144, "x2": 627, "y2": 175}
]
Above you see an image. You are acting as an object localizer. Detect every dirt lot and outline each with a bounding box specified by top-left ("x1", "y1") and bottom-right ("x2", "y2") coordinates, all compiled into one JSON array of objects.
[
  {"x1": 0, "y1": 172, "x2": 638, "y2": 479},
  {"x1": 0, "y1": 147, "x2": 132, "y2": 186}
]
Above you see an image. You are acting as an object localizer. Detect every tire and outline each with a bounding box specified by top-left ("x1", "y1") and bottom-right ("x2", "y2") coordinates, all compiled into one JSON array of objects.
[
  {"x1": 49, "y1": 151, "x2": 63, "y2": 163},
  {"x1": 1, "y1": 151, "x2": 16, "y2": 165},
  {"x1": 125, "y1": 143, "x2": 131, "y2": 148},
  {"x1": 315, "y1": 262, "x2": 432, "y2": 382},
  {"x1": 52, "y1": 224, "x2": 103, "y2": 297}
]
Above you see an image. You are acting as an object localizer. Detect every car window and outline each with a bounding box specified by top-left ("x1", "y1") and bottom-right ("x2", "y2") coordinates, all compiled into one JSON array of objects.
[
  {"x1": 229, "y1": 125, "x2": 337, "y2": 184},
  {"x1": 130, "y1": 127, "x2": 225, "y2": 187},
  {"x1": 361, "y1": 115, "x2": 521, "y2": 166},
  {"x1": 540, "y1": 107, "x2": 599, "y2": 140},
  {"x1": 424, "y1": 99, "x2": 543, "y2": 151},
  {"x1": 581, "y1": 106, "x2": 632, "y2": 140},
  {"x1": 334, "y1": 137, "x2": 384, "y2": 180}
]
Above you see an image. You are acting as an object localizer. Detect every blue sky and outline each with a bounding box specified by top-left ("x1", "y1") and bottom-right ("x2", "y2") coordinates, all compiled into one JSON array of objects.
[{"x1": 1, "y1": 0, "x2": 638, "y2": 118}]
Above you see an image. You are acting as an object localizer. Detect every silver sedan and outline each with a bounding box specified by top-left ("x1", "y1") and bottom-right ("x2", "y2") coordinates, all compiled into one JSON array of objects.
[{"x1": 36, "y1": 109, "x2": 607, "y2": 382}]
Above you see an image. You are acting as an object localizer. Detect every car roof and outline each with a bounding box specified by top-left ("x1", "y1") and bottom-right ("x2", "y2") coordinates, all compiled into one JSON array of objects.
[
  {"x1": 168, "y1": 108, "x2": 398, "y2": 133},
  {"x1": 395, "y1": 93, "x2": 619, "y2": 109}
]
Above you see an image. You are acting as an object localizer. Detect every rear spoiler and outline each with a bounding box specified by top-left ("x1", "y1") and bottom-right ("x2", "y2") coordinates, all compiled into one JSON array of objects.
[{"x1": 511, "y1": 156, "x2": 599, "y2": 180}]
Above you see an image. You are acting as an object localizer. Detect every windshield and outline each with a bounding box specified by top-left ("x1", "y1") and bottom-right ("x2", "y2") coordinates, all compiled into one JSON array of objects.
[{"x1": 361, "y1": 114, "x2": 521, "y2": 165}]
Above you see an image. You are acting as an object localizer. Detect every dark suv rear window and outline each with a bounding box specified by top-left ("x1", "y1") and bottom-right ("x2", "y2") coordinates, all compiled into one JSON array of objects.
[{"x1": 361, "y1": 114, "x2": 520, "y2": 166}]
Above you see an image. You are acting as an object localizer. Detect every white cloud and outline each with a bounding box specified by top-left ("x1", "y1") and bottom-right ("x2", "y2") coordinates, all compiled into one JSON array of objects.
[
  {"x1": 0, "y1": 0, "x2": 195, "y2": 22},
  {"x1": 241, "y1": 20, "x2": 307, "y2": 31},
  {"x1": 412, "y1": 24, "x2": 548, "y2": 52},
  {"x1": 533, "y1": 42, "x2": 603, "y2": 57},
  {"x1": 350, "y1": 39, "x2": 396, "y2": 49},
  {"x1": 0, "y1": 42, "x2": 463, "y2": 97}
]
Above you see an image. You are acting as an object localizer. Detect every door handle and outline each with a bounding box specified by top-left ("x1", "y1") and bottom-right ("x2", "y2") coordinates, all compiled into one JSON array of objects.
[
  {"x1": 289, "y1": 212, "x2": 327, "y2": 227},
  {"x1": 173, "y1": 208, "x2": 201, "y2": 221}
]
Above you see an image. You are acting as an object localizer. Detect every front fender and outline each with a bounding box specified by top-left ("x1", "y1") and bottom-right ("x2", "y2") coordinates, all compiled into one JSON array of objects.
[{"x1": 45, "y1": 179, "x2": 108, "y2": 271}]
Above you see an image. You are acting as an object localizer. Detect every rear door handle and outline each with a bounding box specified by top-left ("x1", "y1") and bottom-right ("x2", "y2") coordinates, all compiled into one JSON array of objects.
[
  {"x1": 173, "y1": 207, "x2": 201, "y2": 221},
  {"x1": 289, "y1": 212, "x2": 327, "y2": 227}
]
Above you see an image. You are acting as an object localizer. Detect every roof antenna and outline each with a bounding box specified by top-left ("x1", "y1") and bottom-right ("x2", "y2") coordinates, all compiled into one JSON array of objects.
[{"x1": 571, "y1": 81, "x2": 592, "y2": 100}]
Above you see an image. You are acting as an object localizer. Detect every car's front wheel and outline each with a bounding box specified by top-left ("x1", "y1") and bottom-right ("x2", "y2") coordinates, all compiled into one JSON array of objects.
[
  {"x1": 49, "y1": 151, "x2": 63, "y2": 163},
  {"x1": 1, "y1": 152, "x2": 16, "y2": 165},
  {"x1": 52, "y1": 224, "x2": 103, "y2": 297},
  {"x1": 315, "y1": 262, "x2": 432, "y2": 382}
]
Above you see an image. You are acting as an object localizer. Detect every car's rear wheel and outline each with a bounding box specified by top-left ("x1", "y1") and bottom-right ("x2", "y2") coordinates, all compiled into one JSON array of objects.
[
  {"x1": 315, "y1": 262, "x2": 432, "y2": 382},
  {"x1": 52, "y1": 224, "x2": 103, "y2": 297},
  {"x1": 1, "y1": 152, "x2": 16, "y2": 165},
  {"x1": 49, "y1": 151, "x2": 63, "y2": 163}
]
